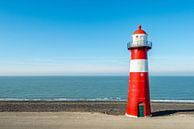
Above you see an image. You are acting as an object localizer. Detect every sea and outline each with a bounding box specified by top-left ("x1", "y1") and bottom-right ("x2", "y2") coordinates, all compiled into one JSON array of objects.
[{"x1": 0, "y1": 76, "x2": 194, "y2": 102}]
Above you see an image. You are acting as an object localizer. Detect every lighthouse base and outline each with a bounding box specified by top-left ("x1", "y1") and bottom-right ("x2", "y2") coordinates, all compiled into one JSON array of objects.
[
  {"x1": 125, "y1": 113, "x2": 138, "y2": 118},
  {"x1": 125, "y1": 113, "x2": 151, "y2": 118}
]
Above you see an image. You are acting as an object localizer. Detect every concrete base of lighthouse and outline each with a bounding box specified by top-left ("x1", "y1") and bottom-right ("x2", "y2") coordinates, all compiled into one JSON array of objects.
[
  {"x1": 125, "y1": 113, "x2": 138, "y2": 118},
  {"x1": 125, "y1": 113, "x2": 152, "y2": 118}
]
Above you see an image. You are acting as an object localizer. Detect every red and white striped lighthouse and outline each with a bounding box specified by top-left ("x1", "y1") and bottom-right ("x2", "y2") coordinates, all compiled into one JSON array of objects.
[{"x1": 126, "y1": 25, "x2": 152, "y2": 118}]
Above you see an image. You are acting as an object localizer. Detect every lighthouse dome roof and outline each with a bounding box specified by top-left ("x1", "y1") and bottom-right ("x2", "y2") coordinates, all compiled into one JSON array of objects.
[{"x1": 133, "y1": 25, "x2": 147, "y2": 35}]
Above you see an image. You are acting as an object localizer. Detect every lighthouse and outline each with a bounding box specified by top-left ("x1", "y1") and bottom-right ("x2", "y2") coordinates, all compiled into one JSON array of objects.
[{"x1": 126, "y1": 25, "x2": 152, "y2": 118}]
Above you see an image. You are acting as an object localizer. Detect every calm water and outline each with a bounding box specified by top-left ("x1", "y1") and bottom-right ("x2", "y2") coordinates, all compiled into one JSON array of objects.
[{"x1": 0, "y1": 76, "x2": 194, "y2": 101}]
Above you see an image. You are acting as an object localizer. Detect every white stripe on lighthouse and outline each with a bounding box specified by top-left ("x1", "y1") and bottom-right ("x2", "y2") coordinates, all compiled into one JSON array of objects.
[{"x1": 130, "y1": 59, "x2": 148, "y2": 72}]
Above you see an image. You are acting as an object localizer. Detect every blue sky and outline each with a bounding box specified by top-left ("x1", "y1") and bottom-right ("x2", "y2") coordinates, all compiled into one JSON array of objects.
[{"x1": 0, "y1": 0, "x2": 194, "y2": 75}]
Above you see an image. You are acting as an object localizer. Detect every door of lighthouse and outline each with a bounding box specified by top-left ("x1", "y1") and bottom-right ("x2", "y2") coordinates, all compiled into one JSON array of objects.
[{"x1": 138, "y1": 103, "x2": 144, "y2": 117}]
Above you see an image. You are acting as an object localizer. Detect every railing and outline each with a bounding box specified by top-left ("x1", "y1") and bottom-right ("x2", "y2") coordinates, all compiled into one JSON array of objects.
[{"x1": 127, "y1": 41, "x2": 152, "y2": 49}]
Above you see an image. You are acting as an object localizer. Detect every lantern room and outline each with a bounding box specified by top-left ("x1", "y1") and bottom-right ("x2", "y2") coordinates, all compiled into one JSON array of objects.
[{"x1": 128, "y1": 25, "x2": 152, "y2": 49}]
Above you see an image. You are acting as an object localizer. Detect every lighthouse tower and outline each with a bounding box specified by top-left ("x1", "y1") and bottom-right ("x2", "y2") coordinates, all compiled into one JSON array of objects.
[{"x1": 126, "y1": 25, "x2": 152, "y2": 118}]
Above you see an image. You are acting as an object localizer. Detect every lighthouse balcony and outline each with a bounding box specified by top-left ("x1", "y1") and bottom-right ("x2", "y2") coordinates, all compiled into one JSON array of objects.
[{"x1": 127, "y1": 41, "x2": 152, "y2": 49}]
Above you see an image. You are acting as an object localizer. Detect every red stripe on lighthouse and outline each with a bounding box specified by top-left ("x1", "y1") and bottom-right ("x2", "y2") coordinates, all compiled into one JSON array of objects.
[
  {"x1": 126, "y1": 72, "x2": 151, "y2": 117},
  {"x1": 130, "y1": 49, "x2": 148, "y2": 59}
]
